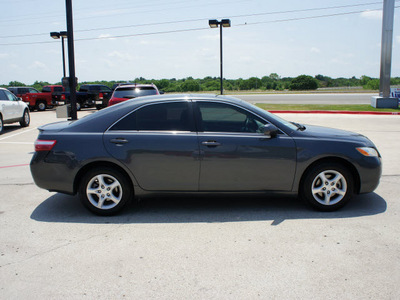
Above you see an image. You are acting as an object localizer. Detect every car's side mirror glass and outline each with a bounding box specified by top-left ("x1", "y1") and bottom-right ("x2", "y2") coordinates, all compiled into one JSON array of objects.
[{"x1": 262, "y1": 124, "x2": 278, "y2": 138}]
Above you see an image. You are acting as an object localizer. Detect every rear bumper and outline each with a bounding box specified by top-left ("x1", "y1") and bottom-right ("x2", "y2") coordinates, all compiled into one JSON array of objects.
[{"x1": 30, "y1": 152, "x2": 76, "y2": 195}]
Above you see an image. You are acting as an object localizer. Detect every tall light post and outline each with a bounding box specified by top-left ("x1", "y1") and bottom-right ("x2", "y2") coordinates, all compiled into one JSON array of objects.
[
  {"x1": 50, "y1": 31, "x2": 68, "y2": 78},
  {"x1": 209, "y1": 19, "x2": 231, "y2": 95}
]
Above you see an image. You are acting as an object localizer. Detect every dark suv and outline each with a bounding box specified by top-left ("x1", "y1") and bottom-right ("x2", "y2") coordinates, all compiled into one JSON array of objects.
[
  {"x1": 79, "y1": 84, "x2": 113, "y2": 109},
  {"x1": 8, "y1": 87, "x2": 39, "y2": 97}
]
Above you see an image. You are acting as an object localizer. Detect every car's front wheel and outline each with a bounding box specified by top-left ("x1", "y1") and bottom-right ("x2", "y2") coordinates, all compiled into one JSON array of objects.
[
  {"x1": 79, "y1": 167, "x2": 133, "y2": 216},
  {"x1": 20, "y1": 109, "x2": 30, "y2": 127},
  {"x1": 0, "y1": 115, "x2": 3, "y2": 134},
  {"x1": 300, "y1": 162, "x2": 354, "y2": 211}
]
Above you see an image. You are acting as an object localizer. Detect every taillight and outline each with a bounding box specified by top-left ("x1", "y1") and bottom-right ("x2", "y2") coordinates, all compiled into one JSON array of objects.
[
  {"x1": 99, "y1": 92, "x2": 104, "y2": 100},
  {"x1": 61, "y1": 94, "x2": 66, "y2": 100},
  {"x1": 35, "y1": 140, "x2": 57, "y2": 152}
]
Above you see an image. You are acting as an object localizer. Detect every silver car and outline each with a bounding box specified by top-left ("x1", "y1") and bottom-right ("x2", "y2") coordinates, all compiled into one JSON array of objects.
[{"x1": 0, "y1": 87, "x2": 30, "y2": 134}]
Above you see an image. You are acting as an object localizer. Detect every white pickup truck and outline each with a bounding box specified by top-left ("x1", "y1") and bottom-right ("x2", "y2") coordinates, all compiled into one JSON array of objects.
[{"x1": 0, "y1": 87, "x2": 30, "y2": 134}]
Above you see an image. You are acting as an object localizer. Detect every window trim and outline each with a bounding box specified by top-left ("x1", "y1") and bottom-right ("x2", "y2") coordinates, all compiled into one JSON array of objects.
[
  {"x1": 107, "y1": 100, "x2": 196, "y2": 133},
  {"x1": 192, "y1": 100, "x2": 287, "y2": 136}
]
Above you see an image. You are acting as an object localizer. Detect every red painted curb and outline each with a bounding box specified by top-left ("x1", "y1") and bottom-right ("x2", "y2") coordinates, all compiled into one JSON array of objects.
[
  {"x1": 0, "y1": 164, "x2": 29, "y2": 169},
  {"x1": 269, "y1": 110, "x2": 400, "y2": 115}
]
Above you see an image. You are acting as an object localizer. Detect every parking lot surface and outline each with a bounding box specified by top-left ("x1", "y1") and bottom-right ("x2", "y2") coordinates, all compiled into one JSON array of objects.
[{"x1": 1, "y1": 108, "x2": 399, "y2": 299}]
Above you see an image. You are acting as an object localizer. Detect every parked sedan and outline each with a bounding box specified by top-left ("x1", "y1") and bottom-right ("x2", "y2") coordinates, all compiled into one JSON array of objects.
[
  {"x1": 108, "y1": 83, "x2": 160, "y2": 106},
  {"x1": 0, "y1": 87, "x2": 30, "y2": 134},
  {"x1": 30, "y1": 94, "x2": 381, "y2": 215}
]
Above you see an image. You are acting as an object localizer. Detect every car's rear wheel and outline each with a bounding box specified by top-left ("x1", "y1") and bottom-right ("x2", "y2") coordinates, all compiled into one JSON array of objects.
[
  {"x1": 19, "y1": 109, "x2": 30, "y2": 127},
  {"x1": 79, "y1": 167, "x2": 132, "y2": 216},
  {"x1": 300, "y1": 162, "x2": 354, "y2": 211},
  {"x1": 36, "y1": 101, "x2": 46, "y2": 111}
]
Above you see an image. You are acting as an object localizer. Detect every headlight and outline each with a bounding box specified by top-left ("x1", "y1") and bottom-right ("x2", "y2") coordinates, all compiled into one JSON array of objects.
[{"x1": 356, "y1": 147, "x2": 379, "y2": 157}]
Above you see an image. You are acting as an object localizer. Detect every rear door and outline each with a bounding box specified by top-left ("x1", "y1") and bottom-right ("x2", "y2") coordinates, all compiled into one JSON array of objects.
[{"x1": 104, "y1": 100, "x2": 200, "y2": 191}]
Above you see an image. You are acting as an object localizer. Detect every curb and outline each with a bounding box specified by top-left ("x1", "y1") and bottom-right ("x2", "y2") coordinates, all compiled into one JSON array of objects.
[{"x1": 269, "y1": 110, "x2": 400, "y2": 115}]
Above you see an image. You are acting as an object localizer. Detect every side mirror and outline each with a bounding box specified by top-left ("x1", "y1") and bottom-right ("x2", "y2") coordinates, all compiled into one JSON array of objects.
[
  {"x1": 159, "y1": 90, "x2": 165, "y2": 95},
  {"x1": 262, "y1": 124, "x2": 278, "y2": 138},
  {"x1": 17, "y1": 97, "x2": 22, "y2": 101}
]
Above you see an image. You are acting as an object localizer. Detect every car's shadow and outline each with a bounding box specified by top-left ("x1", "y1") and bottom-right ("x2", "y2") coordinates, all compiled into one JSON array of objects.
[{"x1": 30, "y1": 193, "x2": 387, "y2": 226}]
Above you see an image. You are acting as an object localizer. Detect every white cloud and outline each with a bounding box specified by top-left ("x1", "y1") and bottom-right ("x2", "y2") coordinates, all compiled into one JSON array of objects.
[
  {"x1": 98, "y1": 34, "x2": 116, "y2": 40},
  {"x1": 0, "y1": 53, "x2": 9, "y2": 59},
  {"x1": 29, "y1": 61, "x2": 47, "y2": 70},
  {"x1": 311, "y1": 47, "x2": 320, "y2": 53},
  {"x1": 198, "y1": 34, "x2": 219, "y2": 41},
  {"x1": 360, "y1": 10, "x2": 382, "y2": 20},
  {"x1": 108, "y1": 51, "x2": 133, "y2": 61}
]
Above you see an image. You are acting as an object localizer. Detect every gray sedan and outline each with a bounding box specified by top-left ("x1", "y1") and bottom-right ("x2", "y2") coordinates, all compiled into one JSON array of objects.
[{"x1": 30, "y1": 94, "x2": 381, "y2": 215}]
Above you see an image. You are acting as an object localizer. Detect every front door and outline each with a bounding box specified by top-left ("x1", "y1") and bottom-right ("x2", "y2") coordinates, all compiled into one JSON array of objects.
[{"x1": 195, "y1": 101, "x2": 296, "y2": 191}]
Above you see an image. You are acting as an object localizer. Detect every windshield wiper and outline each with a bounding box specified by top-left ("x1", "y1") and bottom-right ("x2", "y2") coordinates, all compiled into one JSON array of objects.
[{"x1": 291, "y1": 122, "x2": 306, "y2": 131}]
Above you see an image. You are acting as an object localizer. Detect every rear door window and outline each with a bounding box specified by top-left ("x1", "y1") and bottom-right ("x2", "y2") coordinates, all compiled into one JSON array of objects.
[{"x1": 110, "y1": 102, "x2": 193, "y2": 132}]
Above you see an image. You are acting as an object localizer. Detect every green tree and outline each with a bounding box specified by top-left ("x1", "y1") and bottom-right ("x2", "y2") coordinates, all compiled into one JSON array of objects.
[
  {"x1": 290, "y1": 75, "x2": 319, "y2": 90},
  {"x1": 8, "y1": 81, "x2": 25, "y2": 87}
]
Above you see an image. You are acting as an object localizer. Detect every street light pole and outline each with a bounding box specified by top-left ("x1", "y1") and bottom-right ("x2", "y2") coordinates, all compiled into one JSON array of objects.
[
  {"x1": 50, "y1": 31, "x2": 67, "y2": 78},
  {"x1": 219, "y1": 24, "x2": 223, "y2": 95},
  {"x1": 60, "y1": 31, "x2": 67, "y2": 78},
  {"x1": 209, "y1": 19, "x2": 231, "y2": 95}
]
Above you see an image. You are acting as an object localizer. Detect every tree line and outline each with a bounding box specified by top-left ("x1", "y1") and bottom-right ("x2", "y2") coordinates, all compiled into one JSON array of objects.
[{"x1": 3, "y1": 74, "x2": 400, "y2": 92}]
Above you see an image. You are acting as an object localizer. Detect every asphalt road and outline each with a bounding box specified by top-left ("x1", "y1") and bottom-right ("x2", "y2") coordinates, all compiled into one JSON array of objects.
[
  {"x1": 1, "y1": 108, "x2": 399, "y2": 299},
  {"x1": 236, "y1": 93, "x2": 378, "y2": 104}
]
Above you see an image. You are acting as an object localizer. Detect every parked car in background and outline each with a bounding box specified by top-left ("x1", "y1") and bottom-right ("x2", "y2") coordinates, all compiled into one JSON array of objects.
[
  {"x1": 0, "y1": 87, "x2": 30, "y2": 134},
  {"x1": 30, "y1": 94, "x2": 381, "y2": 216},
  {"x1": 21, "y1": 85, "x2": 65, "y2": 111},
  {"x1": 62, "y1": 84, "x2": 112, "y2": 110},
  {"x1": 108, "y1": 83, "x2": 160, "y2": 106},
  {"x1": 8, "y1": 86, "x2": 40, "y2": 98}
]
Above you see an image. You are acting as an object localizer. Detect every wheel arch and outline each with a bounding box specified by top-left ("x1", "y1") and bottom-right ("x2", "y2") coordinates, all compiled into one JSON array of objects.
[
  {"x1": 73, "y1": 161, "x2": 135, "y2": 195},
  {"x1": 298, "y1": 157, "x2": 361, "y2": 194}
]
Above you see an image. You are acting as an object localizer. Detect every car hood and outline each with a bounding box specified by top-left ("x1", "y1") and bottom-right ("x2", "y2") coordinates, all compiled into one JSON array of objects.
[{"x1": 298, "y1": 124, "x2": 372, "y2": 143}]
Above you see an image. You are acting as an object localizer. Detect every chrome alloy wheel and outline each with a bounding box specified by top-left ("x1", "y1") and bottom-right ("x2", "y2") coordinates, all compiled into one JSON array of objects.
[
  {"x1": 311, "y1": 170, "x2": 347, "y2": 206},
  {"x1": 24, "y1": 110, "x2": 30, "y2": 124},
  {"x1": 86, "y1": 174, "x2": 123, "y2": 210}
]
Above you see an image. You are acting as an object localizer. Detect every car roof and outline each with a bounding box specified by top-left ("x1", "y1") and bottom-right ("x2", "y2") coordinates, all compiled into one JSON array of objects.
[
  {"x1": 66, "y1": 94, "x2": 250, "y2": 133},
  {"x1": 115, "y1": 83, "x2": 156, "y2": 89}
]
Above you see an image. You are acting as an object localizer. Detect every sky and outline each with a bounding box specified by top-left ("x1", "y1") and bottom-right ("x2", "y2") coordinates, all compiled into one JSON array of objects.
[{"x1": 0, "y1": 0, "x2": 399, "y2": 85}]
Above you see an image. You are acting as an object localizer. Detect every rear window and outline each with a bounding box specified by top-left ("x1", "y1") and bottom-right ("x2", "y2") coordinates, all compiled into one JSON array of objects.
[
  {"x1": 42, "y1": 87, "x2": 51, "y2": 93},
  {"x1": 113, "y1": 87, "x2": 158, "y2": 99}
]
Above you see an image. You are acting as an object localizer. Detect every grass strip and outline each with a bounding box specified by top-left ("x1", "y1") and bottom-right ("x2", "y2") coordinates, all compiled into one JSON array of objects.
[{"x1": 255, "y1": 104, "x2": 399, "y2": 112}]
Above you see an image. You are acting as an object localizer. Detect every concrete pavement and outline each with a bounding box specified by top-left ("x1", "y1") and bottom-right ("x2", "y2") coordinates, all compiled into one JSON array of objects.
[{"x1": 0, "y1": 108, "x2": 399, "y2": 299}]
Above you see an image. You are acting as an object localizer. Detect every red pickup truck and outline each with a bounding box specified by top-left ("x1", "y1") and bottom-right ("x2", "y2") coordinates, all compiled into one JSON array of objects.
[{"x1": 23, "y1": 85, "x2": 65, "y2": 111}]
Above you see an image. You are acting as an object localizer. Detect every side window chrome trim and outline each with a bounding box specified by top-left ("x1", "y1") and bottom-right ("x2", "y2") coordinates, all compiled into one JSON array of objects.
[
  {"x1": 193, "y1": 100, "x2": 288, "y2": 137},
  {"x1": 106, "y1": 100, "x2": 193, "y2": 132}
]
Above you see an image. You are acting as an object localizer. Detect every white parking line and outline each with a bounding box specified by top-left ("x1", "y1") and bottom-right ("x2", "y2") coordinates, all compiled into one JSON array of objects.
[
  {"x1": 0, "y1": 142, "x2": 34, "y2": 145},
  {"x1": 0, "y1": 127, "x2": 37, "y2": 141}
]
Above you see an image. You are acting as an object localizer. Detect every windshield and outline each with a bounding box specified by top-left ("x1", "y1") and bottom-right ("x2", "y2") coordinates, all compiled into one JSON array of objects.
[
  {"x1": 249, "y1": 104, "x2": 299, "y2": 131},
  {"x1": 113, "y1": 87, "x2": 158, "y2": 99}
]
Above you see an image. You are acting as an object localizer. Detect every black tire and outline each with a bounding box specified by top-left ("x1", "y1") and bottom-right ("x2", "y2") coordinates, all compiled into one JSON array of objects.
[
  {"x1": 79, "y1": 167, "x2": 133, "y2": 216},
  {"x1": 36, "y1": 101, "x2": 46, "y2": 111},
  {"x1": 300, "y1": 162, "x2": 354, "y2": 211},
  {"x1": 0, "y1": 114, "x2": 3, "y2": 134},
  {"x1": 19, "y1": 109, "x2": 30, "y2": 127}
]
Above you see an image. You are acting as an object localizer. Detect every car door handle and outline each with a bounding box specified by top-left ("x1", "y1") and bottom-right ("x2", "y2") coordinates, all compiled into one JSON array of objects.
[
  {"x1": 201, "y1": 141, "x2": 221, "y2": 147},
  {"x1": 110, "y1": 138, "x2": 129, "y2": 145}
]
